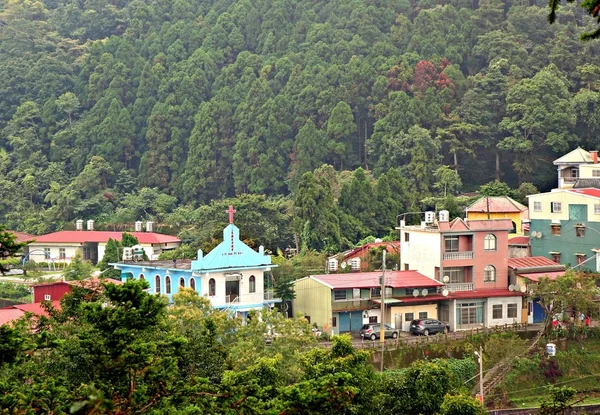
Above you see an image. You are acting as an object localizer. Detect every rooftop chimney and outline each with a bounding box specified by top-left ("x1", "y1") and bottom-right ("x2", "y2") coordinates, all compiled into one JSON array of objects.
[
  {"x1": 76, "y1": 219, "x2": 84, "y2": 231},
  {"x1": 146, "y1": 221, "x2": 153, "y2": 232},
  {"x1": 591, "y1": 150, "x2": 598, "y2": 164},
  {"x1": 87, "y1": 219, "x2": 94, "y2": 231}
]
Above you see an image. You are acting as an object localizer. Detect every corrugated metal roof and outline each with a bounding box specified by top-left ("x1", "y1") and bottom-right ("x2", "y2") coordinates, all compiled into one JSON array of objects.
[
  {"x1": 508, "y1": 256, "x2": 559, "y2": 269},
  {"x1": 508, "y1": 236, "x2": 529, "y2": 245},
  {"x1": 574, "y1": 179, "x2": 600, "y2": 189},
  {"x1": 568, "y1": 188, "x2": 600, "y2": 199},
  {"x1": 518, "y1": 271, "x2": 564, "y2": 282},
  {"x1": 31, "y1": 231, "x2": 180, "y2": 244},
  {"x1": 310, "y1": 271, "x2": 443, "y2": 289},
  {"x1": 0, "y1": 308, "x2": 25, "y2": 326},
  {"x1": 466, "y1": 196, "x2": 528, "y2": 213},
  {"x1": 445, "y1": 289, "x2": 523, "y2": 299},
  {"x1": 554, "y1": 147, "x2": 591, "y2": 164}
]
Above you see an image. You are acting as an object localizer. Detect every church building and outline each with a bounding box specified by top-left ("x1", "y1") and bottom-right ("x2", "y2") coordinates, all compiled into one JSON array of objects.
[{"x1": 111, "y1": 206, "x2": 280, "y2": 317}]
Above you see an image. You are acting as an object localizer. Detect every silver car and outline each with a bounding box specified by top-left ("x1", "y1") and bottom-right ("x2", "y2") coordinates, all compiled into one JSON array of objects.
[{"x1": 360, "y1": 323, "x2": 399, "y2": 340}]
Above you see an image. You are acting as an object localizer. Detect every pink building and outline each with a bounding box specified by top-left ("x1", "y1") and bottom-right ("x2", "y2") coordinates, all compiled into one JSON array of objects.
[{"x1": 400, "y1": 213, "x2": 524, "y2": 330}]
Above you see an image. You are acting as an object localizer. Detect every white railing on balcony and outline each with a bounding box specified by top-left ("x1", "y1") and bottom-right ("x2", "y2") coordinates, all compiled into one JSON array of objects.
[
  {"x1": 446, "y1": 282, "x2": 474, "y2": 292},
  {"x1": 209, "y1": 292, "x2": 281, "y2": 307},
  {"x1": 264, "y1": 291, "x2": 279, "y2": 301},
  {"x1": 443, "y1": 251, "x2": 474, "y2": 260}
]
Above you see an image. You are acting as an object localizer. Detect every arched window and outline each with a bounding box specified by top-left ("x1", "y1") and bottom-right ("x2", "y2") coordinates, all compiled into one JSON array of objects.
[
  {"x1": 209, "y1": 278, "x2": 216, "y2": 296},
  {"x1": 190, "y1": 278, "x2": 196, "y2": 291},
  {"x1": 249, "y1": 275, "x2": 256, "y2": 293},
  {"x1": 179, "y1": 277, "x2": 185, "y2": 288},
  {"x1": 484, "y1": 265, "x2": 496, "y2": 282},
  {"x1": 484, "y1": 234, "x2": 497, "y2": 251},
  {"x1": 155, "y1": 275, "x2": 161, "y2": 294},
  {"x1": 139, "y1": 274, "x2": 145, "y2": 281},
  {"x1": 165, "y1": 276, "x2": 171, "y2": 294}
]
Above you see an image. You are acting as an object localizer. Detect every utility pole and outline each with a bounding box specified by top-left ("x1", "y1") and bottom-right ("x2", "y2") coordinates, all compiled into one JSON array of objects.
[
  {"x1": 475, "y1": 346, "x2": 484, "y2": 404},
  {"x1": 380, "y1": 250, "x2": 386, "y2": 372}
]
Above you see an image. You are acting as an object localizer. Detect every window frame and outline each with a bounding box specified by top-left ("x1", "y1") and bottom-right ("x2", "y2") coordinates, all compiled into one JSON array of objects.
[
  {"x1": 551, "y1": 224, "x2": 561, "y2": 236},
  {"x1": 404, "y1": 232, "x2": 410, "y2": 242},
  {"x1": 44, "y1": 248, "x2": 51, "y2": 260},
  {"x1": 533, "y1": 201, "x2": 542, "y2": 212},
  {"x1": 551, "y1": 202, "x2": 562, "y2": 213},
  {"x1": 551, "y1": 253, "x2": 561, "y2": 263},
  {"x1": 190, "y1": 278, "x2": 196, "y2": 291},
  {"x1": 333, "y1": 290, "x2": 347, "y2": 301},
  {"x1": 332, "y1": 316, "x2": 337, "y2": 327},
  {"x1": 445, "y1": 236, "x2": 459, "y2": 253},
  {"x1": 165, "y1": 276, "x2": 171, "y2": 294},
  {"x1": 179, "y1": 277, "x2": 185, "y2": 288},
  {"x1": 576, "y1": 225, "x2": 586, "y2": 237},
  {"x1": 59, "y1": 248, "x2": 66, "y2": 260},
  {"x1": 507, "y1": 303, "x2": 518, "y2": 319},
  {"x1": 418, "y1": 311, "x2": 428, "y2": 320},
  {"x1": 492, "y1": 304, "x2": 503, "y2": 319},
  {"x1": 155, "y1": 275, "x2": 161, "y2": 294},
  {"x1": 404, "y1": 312, "x2": 414, "y2": 322},
  {"x1": 484, "y1": 234, "x2": 497, "y2": 251},
  {"x1": 249, "y1": 275, "x2": 256, "y2": 293},
  {"x1": 595, "y1": 204, "x2": 600, "y2": 215},
  {"x1": 44, "y1": 294, "x2": 51, "y2": 301},
  {"x1": 483, "y1": 265, "x2": 496, "y2": 282},
  {"x1": 208, "y1": 278, "x2": 216, "y2": 296},
  {"x1": 369, "y1": 316, "x2": 378, "y2": 324},
  {"x1": 371, "y1": 287, "x2": 381, "y2": 297}
]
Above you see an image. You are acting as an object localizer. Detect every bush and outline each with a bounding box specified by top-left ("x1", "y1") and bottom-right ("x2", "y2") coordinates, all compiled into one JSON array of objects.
[{"x1": 539, "y1": 357, "x2": 562, "y2": 383}]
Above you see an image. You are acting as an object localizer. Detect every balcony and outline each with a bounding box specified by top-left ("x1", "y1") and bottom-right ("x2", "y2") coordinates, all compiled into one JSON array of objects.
[
  {"x1": 443, "y1": 251, "x2": 474, "y2": 260},
  {"x1": 446, "y1": 283, "x2": 474, "y2": 292}
]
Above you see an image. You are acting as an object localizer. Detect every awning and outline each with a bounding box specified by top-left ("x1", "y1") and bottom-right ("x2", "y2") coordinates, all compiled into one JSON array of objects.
[{"x1": 371, "y1": 298, "x2": 403, "y2": 305}]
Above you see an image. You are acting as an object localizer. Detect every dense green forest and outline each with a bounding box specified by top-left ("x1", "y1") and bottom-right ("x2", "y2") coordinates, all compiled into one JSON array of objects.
[{"x1": 2, "y1": 0, "x2": 600, "y2": 252}]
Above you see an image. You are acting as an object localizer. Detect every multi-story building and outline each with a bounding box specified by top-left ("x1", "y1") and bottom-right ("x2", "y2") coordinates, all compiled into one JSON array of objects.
[
  {"x1": 292, "y1": 271, "x2": 443, "y2": 334},
  {"x1": 112, "y1": 207, "x2": 280, "y2": 318},
  {"x1": 400, "y1": 213, "x2": 523, "y2": 330},
  {"x1": 465, "y1": 196, "x2": 529, "y2": 236},
  {"x1": 554, "y1": 147, "x2": 600, "y2": 189},
  {"x1": 326, "y1": 241, "x2": 400, "y2": 272},
  {"x1": 528, "y1": 187, "x2": 600, "y2": 271}
]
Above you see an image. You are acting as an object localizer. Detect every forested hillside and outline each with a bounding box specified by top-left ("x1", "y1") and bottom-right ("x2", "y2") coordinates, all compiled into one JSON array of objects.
[{"x1": 2, "y1": 0, "x2": 600, "y2": 252}]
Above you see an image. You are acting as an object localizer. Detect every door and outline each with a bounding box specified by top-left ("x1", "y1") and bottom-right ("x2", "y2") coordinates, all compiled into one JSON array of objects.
[
  {"x1": 226, "y1": 280, "x2": 239, "y2": 302},
  {"x1": 338, "y1": 312, "x2": 363, "y2": 333},
  {"x1": 533, "y1": 299, "x2": 545, "y2": 323},
  {"x1": 395, "y1": 313, "x2": 402, "y2": 330}
]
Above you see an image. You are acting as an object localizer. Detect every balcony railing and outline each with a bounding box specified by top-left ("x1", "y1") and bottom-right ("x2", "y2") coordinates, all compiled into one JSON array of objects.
[
  {"x1": 443, "y1": 251, "x2": 474, "y2": 260},
  {"x1": 331, "y1": 298, "x2": 371, "y2": 311},
  {"x1": 210, "y1": 292, "x2": 281, "y2": 306},
  {"x1": 445, "y1": 282, "x2": 474, "y2": 292}
]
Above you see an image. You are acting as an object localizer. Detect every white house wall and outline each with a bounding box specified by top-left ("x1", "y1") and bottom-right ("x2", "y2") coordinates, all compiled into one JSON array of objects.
[
  {"x1": 486, "y1": 297, "x2": 522, "y2": 327},
  {"x1": 400, "y1": 229, "x2": 441, "y2": 279}
]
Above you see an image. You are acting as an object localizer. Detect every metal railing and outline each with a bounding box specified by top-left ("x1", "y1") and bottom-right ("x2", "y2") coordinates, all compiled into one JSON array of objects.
[
  {"x1": 446, "y1": 282, "x2": 475, "y2": 292},
  {"x1": 443, "y1": 251, "x2": 474, "y2": 260}
]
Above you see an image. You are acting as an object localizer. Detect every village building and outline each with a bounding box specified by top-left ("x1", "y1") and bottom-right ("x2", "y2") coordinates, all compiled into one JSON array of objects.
[
  {"x1": 508, "y1": 236, "x2": 530, "y2": 258},
  {"x1": 292, "y1": 271, "x2": 443, "y2": 335},
  {"x1": 27, "y1": 220, "x2": 180, "y2": 265},
  {"x1": 326, "y1": 241, "x2": 400, "y2": 272},
  {"x1": 111, "y1": 207, "x2": 280, "y2": 318},
  {"x1": 465, "y1": 196, "x2": 529, "y2": 236},
  {"x1": 400, "y1": 212, "x2": 523, "y2": 330}
]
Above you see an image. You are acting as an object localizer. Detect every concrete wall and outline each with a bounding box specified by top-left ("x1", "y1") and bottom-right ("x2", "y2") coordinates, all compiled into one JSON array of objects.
[
  {"x1": 292, "y1": 278, "x2": 332, "y2": 332},
  {"x1": 472, "y1": 231, "x2": 510, "y2": 290},
  {"x1": 401, "y1": 229, "x2": 441, "y2": 279},
  {"x1": 486, "y1": 297, "x2": 522, "y2": 327},
  {"x1": 28, "y1": 243, "x2": 80, "y2": 263},
  {"x1": 390, "y1": 303, "x2": 439, "y2": 331}
]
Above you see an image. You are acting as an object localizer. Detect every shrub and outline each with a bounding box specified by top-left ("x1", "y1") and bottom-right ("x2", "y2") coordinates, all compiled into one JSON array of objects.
[{"x1": 539, "y1": 358, "x2": 562, "y2": 383}]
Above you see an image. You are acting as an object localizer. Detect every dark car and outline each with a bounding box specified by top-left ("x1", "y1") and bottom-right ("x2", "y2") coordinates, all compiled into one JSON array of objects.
[
  {"x1": 359, "y1": 323, "x2": 399, "y2": 340},
  {"x1": 409, "y1": 319, "x2": 450, "y2": 336}
]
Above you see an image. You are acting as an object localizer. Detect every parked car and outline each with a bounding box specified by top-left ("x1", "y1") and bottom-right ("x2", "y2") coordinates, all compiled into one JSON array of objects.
[
  {"x1": 360, "y1": 323, "x2": 399, "y2": 340},
  {"x1": 409, "y1": 319, "x2": 450, "y2": 336}
]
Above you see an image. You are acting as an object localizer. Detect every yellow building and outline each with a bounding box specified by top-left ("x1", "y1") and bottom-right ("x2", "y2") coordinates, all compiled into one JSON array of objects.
[{"x1": 466, "y1": 196, "x2": 529, "y2": 236}]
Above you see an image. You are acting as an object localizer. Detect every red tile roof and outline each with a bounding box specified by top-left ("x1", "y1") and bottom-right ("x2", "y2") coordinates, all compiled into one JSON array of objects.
[
  {"x1": 309, "y1": 271, "x2": 443, "y2": 289},
  {"x1": 518, "y1": 271, "x2": 564, "y2": 282},
  {"x1": 568, "y1": 188, "x2": 600, "y2": 199},
  {"x1": 13, "y1": 301, "x2": 61, "y2": 315},
  {"x1": 31, "y1": 231, "x2": 180, "y2": 244},
  {"x1": 466, "y1": 196, "x2": 528, "y2": 213},
  {"x1": 8, "y1": 231, "x2": 36, "y2": 243},
  {"x1": 508, "y1": 256, "x2": 560, "y2": 269},
  {"x1": 508, "y1": 236, "x2": 529, "y2": 245},
  {"x1": 342, "y1": 242, "x2": 400, "y2": 260},
  {"x1": 33, "y1": 277, "x2": 123, "y2": 289},
  {"x1": 0, "y1": 308, "x2": 25, "y2": 326}
]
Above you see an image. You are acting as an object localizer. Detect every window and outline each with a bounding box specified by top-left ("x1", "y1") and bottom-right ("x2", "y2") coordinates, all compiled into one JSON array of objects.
[
  {"x1": 371, "y1": 287, "x2": 381, "y2": 297},
  {"x1": 208, "y1": 278, "x2": 216, "y2": 296},
  {"x1": 507, "y1": 303, "x2": 518, "y2": 318},
  {"x1": 571, "y1": 167, "x2": 579, "y2": 178},
  {"x1": 349, "y1": 258, "x2": 360, "y2": 271},
  {"x1": 249, "y1": 275, "x2": 256, "y2": 293},
  {"x1": 484, "y1": 234, "x2": 497, "y2": 251},
  {"x1": 405, "y1": 312, "x2": 414, "y2": 322},
  {"x1": 576, "y1": 254, "x2": 586, "y2": 265},
  {"x1": 576, "y1": 225, "x2": 586, "y2": 237},
  {"x1": 44, "y1": 248, "x2": 51, "y2": 259},
  {"x1": 533, "y1": 201, "x2": 542, "y2": 212},
  {"x1": 483, "y1": 265, "x2": 496, "y2": 282},
  {"x1": 83, "y1": 246, "x2": 91, "y2": 260},
  {"x1": 59, "y1": 248, "x2": 66, "y2": 260},
  {"x1": 179, "y1": 277, "x2": 185, "y2": 288},
  {"x1": 139, "y1": 274, "x2": 145, "y2": 280},
  {"x1": 551, "y1": 202, "x2": 562, "y2": 213},
  {"x1": 551, "y1": 253, "x2": 561, "y2": 263},
  {"x1": 155, "y1": 275, "x2": 161, "y2": 294},
  {"x1": 593, "y1": 169, "x2": 600, "y2": 177},
  {"x1": 369, "y1": 316, "x2": 378, "y2": 323},
  {"x1": 551, "y1": 224, "x2": 561, "y2": 236},
  {"x1": 190, "y1": 278, "x2": 196, "y2": 291},
  {"x1": 328, "y1": 258, "x2": 338, "y2": 271},
  {"x1": 595, "y1": 204, "x2": 600, "y2": 215},
  {"x1": 332, "y1": 317, "x2": 337, "y2": 327},
  {"x1": 334, "y1": 290, "x2": 346, "y2": 301},
  {"x1": 445, "y1": 236, "x2": 458, "y2": 252},
  {"x1": 419, "y1": 312, "x2": 428, "y2": 320},
  {"x1": 457, "y1": 302, "x2": 484, "y2": 326},
  {"x1": 492, "y1": 304, "x2": 503, "y2": 319},
  {"x1": 445, "y1": 267, "x2": 466, "y2": 283},
  {"x1": 404, "y1": 263, "x2": 409, "y2": 271},
  {"x1": 44, "y1": 294, "x2": 51, "y2": 301},
  {"x1": 165, "y1": 276, "x2": 171, "y2": 294},
  {"x1": 404, "y1": 232, "x2": 410, "y2": 242}
]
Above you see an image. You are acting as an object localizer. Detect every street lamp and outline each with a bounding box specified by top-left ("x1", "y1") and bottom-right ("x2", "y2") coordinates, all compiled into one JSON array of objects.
[{"x1": 474, "y1": 347, "x2": 484, "y2": 404}]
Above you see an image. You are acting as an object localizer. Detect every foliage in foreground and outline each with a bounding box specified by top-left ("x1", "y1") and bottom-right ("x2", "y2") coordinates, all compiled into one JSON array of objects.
[{"x1": 0, "y1": 280, "x2": 486, "y2": 414}]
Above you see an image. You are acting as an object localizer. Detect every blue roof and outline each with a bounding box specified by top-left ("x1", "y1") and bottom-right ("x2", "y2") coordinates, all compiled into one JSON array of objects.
[{"x1": 191, "y1": 224, "x2": 272, "y2": 272}]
